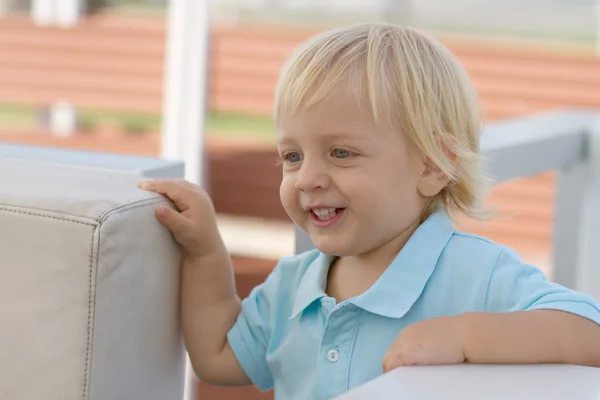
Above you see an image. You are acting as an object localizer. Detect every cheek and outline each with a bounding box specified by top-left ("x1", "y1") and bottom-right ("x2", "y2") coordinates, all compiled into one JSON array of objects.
[
  {"x1": 356, "y1": 163, "x2": 420, "y2": 210},
  {"x1": 339, "y1": 172, "x2": 384, "y2": 210},
  {"x1": 279, "y1": 175, "x2": 297, "y2": 212}
]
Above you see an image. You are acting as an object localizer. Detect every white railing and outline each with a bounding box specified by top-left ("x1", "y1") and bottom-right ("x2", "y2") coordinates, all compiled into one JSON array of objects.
[
  {"x1": 295, "y1": 110, "x2": 600, "y2": 301},
  {"x1": 209, "y1": 0, "x2": 597, "y2": 41}
]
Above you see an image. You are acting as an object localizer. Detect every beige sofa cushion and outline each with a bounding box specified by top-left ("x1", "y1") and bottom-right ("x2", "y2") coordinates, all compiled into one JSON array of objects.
[{"x1": 0, "y1": 158, "x2": 185, "y2": 400}]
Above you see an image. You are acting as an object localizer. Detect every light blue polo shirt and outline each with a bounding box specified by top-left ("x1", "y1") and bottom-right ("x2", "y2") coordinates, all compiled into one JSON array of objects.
[{"x1": 226, "y1": 210, "x2": 600, "y2": 399}]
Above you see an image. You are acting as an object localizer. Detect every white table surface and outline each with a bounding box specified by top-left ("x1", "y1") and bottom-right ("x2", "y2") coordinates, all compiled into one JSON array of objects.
[{"x1": 336, "y1": 364, "x2": 600, "y2": 400}]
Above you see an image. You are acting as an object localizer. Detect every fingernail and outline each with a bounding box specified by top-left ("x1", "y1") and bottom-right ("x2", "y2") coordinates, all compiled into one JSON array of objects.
[
  {"x1": 156, "y1": 207, "x2": 167, "y2": 217},
  {"x1": 137, "y1": 182, "x2": 148, "y2": 189}
]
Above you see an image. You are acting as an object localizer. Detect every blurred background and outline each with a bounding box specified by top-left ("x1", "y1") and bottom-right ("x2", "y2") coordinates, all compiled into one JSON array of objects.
[{"x1": 1, "y1": 1, "x2": 599, "y2": 398}]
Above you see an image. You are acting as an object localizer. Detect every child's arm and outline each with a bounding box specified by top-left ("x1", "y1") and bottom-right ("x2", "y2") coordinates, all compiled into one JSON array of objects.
[
  {"x1": 383, "y1": 310, "x2": 600, "y2": 371},
  {"x1": 459, "y1": 310, "x2": 600, "y2": 365},
  {"x1": 181, "y1": 249, "x2": 251, "y2": 386},
  {"x1": 139, "y1": 180, "x2": 251, "y2": 386},
  {"x1": 384, "y1": 247, "x2": 600, "y2": 371}
]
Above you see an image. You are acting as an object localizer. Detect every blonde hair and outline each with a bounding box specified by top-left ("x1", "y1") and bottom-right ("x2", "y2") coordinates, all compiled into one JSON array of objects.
[{"x1": 274, "y1": 22, "x2": 491, "y2": 222}]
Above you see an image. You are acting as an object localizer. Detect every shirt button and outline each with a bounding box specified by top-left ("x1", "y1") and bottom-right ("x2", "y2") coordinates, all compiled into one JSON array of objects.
[{"x1": 327, "y1": 349, "x2": 340, "y2": 363}]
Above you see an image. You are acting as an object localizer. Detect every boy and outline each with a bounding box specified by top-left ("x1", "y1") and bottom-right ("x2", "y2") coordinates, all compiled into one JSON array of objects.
[{"x1": 139, "y1": 23, "x2": 600, "y2": 399}]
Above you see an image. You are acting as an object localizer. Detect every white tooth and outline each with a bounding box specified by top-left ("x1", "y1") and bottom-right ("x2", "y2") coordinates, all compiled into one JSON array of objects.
[
  {"x1": 313, "y1": 208, "x2": 338, "y2": 220},
  {"x1": 313, "y1": 208, "x2": 335, "y2": 215}
]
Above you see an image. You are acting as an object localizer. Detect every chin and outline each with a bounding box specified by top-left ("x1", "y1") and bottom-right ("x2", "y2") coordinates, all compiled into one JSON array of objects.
[{"x1": 311, "y1": 236, "x2": 354, "y2": 257}]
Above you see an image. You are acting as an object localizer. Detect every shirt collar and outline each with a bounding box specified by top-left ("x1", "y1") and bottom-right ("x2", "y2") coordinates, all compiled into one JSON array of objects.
[
  {"x1": 289, "y1": 209, "x2": 455, "y2": 320},
  {"x1": 351, "y1": 209, "x2": 455, "y2": 318},
  {"x1": 289, "y1": 252, "x2": 332, "y2": 319}
]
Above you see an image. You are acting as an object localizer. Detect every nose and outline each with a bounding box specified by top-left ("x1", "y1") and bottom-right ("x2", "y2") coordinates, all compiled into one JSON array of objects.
[{"x1": 294, "y1": 158, "x2": 330, "y2": 192}]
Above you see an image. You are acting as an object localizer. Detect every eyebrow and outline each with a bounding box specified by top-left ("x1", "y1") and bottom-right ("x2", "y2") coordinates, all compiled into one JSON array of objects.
[
  {"x1": 322, "y1": 131, "x2": 366, "y2": 140},
  {"x1": 276, "y1": 137, "x2": 296, "y2": 147},
  {"x1": 277, "y1": 131, "x2": 372, "y2": 146}
]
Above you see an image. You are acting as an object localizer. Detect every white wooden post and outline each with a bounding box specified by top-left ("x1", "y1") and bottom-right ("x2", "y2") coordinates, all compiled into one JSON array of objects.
[
  {"x1": 162, "y1": 1, "x2": 211, "y2": 399},
  {"x1": 554, "y1": 117, "x2": 600, "y2": 300},
  {"x1": 55, "y1": 0, "x2": 84, "y2": 27},
  {"x1": 31, "y1": 0, "x2": 55, "y2": 25},
  {"x1": 31, "y1": 0, "x2": 84, "y2": 27},
  {"x1": 596, "y1": 0, "x2": 600, "y2": 54},
  {"x1": 161, "y1": 0, "x2": 210, "y2": 188}
]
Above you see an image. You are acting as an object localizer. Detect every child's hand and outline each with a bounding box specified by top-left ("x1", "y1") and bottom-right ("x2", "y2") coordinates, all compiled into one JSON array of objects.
[
  {"x1": 138, "y1": 179, "x2": 224, "y2": 259},
  {"x1": 382, "y1": 316, "x2": 467, "y2": 372}
]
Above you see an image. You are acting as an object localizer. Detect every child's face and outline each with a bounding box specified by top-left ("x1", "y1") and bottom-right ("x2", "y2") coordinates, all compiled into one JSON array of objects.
[{"x1": 277, "y1": 86, "x2": 431, "y2": 258}]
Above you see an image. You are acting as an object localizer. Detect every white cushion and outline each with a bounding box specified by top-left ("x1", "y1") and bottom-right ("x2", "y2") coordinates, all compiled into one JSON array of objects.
[{"x1": 0, "y1": 159, "x2": 185, "y2": 400}]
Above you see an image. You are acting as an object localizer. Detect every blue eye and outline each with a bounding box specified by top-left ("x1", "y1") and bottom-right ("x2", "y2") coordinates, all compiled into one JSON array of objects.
[
  {"x1": 284, "y1": 152, "x2": 303, "y2": 163},
  {"x1": 332, "y1": 148, "x2": 352, "y2": 159}
]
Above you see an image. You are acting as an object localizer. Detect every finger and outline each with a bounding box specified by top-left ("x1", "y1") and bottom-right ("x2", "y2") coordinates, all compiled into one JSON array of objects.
[
  {"x1": 382, "y1": 352, "x2": 392, "y2": 373},
  {"x1": 382, "y1": 348, "x2": 418, "y2": 372},
  {"x1": 176, "y1": 179, "x2": 202, "y2": 192},
  {"x1": 383, "y1": 355, "x2": 404, "y2": 372},
  {"x1": 382, "y1": 352, "x2": 401, "y2": 373},
  {"x1": 155, "y1": 206, "x2": 192, "y2": 235},
  {"x1": 138, "y1": 180, "x2": 192, "y2": 212}
]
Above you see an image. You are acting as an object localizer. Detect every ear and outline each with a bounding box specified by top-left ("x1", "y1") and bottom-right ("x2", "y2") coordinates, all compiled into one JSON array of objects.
[
  {"x1": 417, "y1": 160, "x2": 451, "y2": 197},
  {"x1": 417, "y1": 135, "x2": 456, "y2": 197}
]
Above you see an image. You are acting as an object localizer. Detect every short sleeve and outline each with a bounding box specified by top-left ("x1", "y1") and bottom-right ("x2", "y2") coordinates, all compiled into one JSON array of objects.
[
  {"x1": 227, "y1": 268, "x2": 279, "y2": 391},
  {"x1": 485, "y1": 247, "x2": 600, "y2": 326}
]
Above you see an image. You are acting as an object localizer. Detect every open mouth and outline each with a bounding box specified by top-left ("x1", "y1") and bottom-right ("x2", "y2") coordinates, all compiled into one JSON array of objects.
[
  {"x1": 310, "y1": 207, "x2": 346, "y2": 227},
  {"x1": 311, "y1": 208, "x2": 344, "y2": 220}
]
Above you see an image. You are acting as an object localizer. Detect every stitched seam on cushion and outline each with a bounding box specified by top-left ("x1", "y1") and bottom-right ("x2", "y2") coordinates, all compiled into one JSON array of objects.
[
  {"x1": 0, "y1": 206, "x2": 97, "y2": 397},
  {"x1": 86, "y1": 198, "x2": 167, "y2": 397},
  {"x1": 98, "y1": 198, "x2": 166, "y2": 222},
  {"x1": 0, "y1": 206, "x2": 97, "y2": 226},
  {"x1": 82, "y1": 225, "x2": 98, "y2": 400},
  {"x1": 1, "y1": 199, "x2": 166, "y2": 398}
]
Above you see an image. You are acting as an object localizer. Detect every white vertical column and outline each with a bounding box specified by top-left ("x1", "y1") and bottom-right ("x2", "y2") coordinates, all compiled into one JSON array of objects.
[
  {"x1": 574, "y1": 118, "x2": 600, "y2": 299},
  {"x1": 162, "y1": 1, "x2": 211, "y2": 399},
  {"x1": 554, "y1": 117, "x2": 600, "y2": 301},
  {"x1": 597, "y1": 0, "x2": 600, "y2": 54},
  {"x1": 161, "y1": 0, "x2": 210, "y2": 187},
  {"x1": 31, "y1": 0, "x2": 56, "y2": 26},
  {"x1": 55, "y1": 0, "x2": 84, "y2": 27},
  {"x1": 31, "y1": 0, "x2": 84, "y2": 27}
]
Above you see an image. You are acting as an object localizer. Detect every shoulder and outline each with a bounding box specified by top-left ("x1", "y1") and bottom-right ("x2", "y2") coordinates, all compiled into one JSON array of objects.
[
  {"x1": 441, "y1": 228, "x2": 549, "y2": 288},
  {"x1": 436, "y1": 229, "x2": 529, "y2": 283},
  {"x1": 427, "y1": 229, "x2": 534, "y2": 308},
  {"x1": 441, "y1": 230, "x2": 506, "y2": 267}
]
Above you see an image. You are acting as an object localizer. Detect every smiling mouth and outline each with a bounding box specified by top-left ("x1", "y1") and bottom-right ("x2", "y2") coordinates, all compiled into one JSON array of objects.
[
  {"x1": 311, "y1": 207, "x2": 345, "y2": 220},
  {"x1": 308, "y1": 207, "x2": 347, "y2": 228}
]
